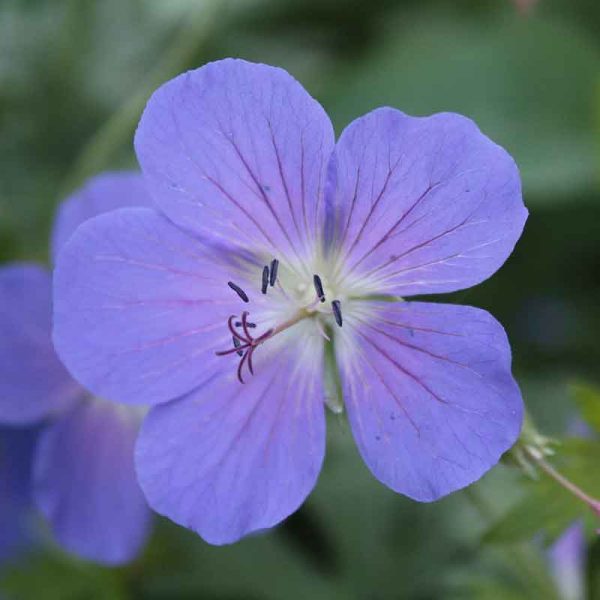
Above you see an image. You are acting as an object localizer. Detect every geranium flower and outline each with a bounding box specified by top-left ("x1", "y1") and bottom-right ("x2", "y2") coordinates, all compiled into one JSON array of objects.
[
  {"x1": 0, "y1": 173, "x2": 152, "y2": 564},
  {"x1": 53, "y1": 59, "x2": 527, "y2": 545}
]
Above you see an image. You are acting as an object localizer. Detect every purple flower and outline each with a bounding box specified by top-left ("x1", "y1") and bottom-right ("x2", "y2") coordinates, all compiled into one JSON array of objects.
[
  {"x1": 0, "y1": 173, "x2": 152, "y2": 564},
  {"x1": 53, "y1": 59, "x2": 527, "y2": 545},
  {"x1": 0, "y1": 426, "x2": 38, "y2": 564},
  {"x1": 548, "y1": 523, "x2": 586, "y2": 600}
]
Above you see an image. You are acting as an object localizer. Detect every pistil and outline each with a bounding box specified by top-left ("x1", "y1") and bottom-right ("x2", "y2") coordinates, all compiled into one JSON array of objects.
[{"x1": 216, "y1": 309, "x2": 310, "y2": 383}]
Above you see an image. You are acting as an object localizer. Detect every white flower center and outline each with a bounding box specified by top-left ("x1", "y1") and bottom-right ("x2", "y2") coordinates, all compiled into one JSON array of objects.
[{"x1": 216, "y1": 246, "x2": 387, "y2": 386}]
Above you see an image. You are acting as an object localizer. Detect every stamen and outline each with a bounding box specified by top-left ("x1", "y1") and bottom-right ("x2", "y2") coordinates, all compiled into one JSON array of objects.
[
  {"x1": 269, "y1": 259, "x2": 279, "y2": 286},
  {"x1": 331, "y1": 300, "x2": 343, "y2": 327},
  {"x1": 228, "y1": 281, "x2": 249, "y2": 303},
  {"x1": 235, "y1": 321, "x2": 256, "y2": 328},
  {"x1": 313, "y1": 274, "x2": 326, "y2": 302},
  {"x1": 232, "y1": 336, "x2": 244, "y2": 357},
  {"x1": 261, "y1": 265, "x2": 269, "y2": 294}
]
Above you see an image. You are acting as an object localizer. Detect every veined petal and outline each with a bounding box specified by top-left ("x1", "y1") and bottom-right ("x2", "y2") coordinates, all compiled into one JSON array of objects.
[
  {"x1": 327, "y1": 108, "x2": 527, "y2": 295},
  {"x1": 33, "y1": 400, "x2": 151, "y2": 565},
  {"x1": 52, "y1": 171, "x2": 151, "y2": 262},
  {"x1": 53, "y1": 207, "x2": 247, "y2": 406},
  {"x1": 336, "y1": 301, "x2": 523, "y2": 501},
  {"x1": 0, "y1": 265, "x2": 80, "y2": 425},
  {"x1": 135, "y1": 325, "x2": 325, "y2": 545},
  {"x1": 135, "y1": 58, "x2": 335, "y2": 263}
]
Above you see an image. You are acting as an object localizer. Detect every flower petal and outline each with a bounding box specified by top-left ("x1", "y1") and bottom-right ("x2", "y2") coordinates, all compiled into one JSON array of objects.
[
  {"x1": 53, "y1": 207, "x2": 243, "y2": 406},
  {"x1": 548, "y1": 522, "x2": 585, "y2": 600},
  {"x1": 327, "y1": 108, "x2": 527, "y2": 295},
  {"x1": 0, "y1": 265, "x2": 80, "y2": 425},
  {"x1": 33, "y1": 400, "x2": 151, "y2": 565},
  {"x1": 135, "y1": 326, "x2": 325, "y2": 545},
  {"x1": 336, "y1": 301, "x2": 523, "y2": 501},
  {"x1": 135, "y1": 58, "x2": 335, "y2": 262},
  {"x1": 0, "y1": 426, "x2": 38, "y2": 562},
  {"x1": 52, "y1": 171, "x2": 151, "y2": 262}
]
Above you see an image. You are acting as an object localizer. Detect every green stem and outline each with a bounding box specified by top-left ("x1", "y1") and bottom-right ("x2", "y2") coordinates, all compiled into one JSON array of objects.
[{"x1": 523, "y1": 446, "x2": 600, "y2": 521}]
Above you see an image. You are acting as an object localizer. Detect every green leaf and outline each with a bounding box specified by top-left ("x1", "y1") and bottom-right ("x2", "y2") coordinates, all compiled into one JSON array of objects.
[
  {"x1": 571, "y1": 382, "x2": 600, "y2": 433},
  {"x1": 138, "y1": 519, "x2": 339, "y2": 600},
  {"x1": 587, "y1": 536, "x2": 600, "y2": 600},
  {"x1": 484, "y1": 438, "x2": 600, "y2": 544},
  {"x1": 447, "y1": 543, "x2": 561, "y2": 600},
  {"x1": 306, "y1": 422, "x2": 499, "y2": 598},
  {"x1": 0, "y1": 551, "x2": 127, "y2": 600},
  {"x1": 482, "y1": 480, "x2": 580, "y2": 545}
]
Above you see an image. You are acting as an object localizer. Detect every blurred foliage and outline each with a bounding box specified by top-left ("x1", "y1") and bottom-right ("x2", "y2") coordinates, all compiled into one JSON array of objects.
[
  {"x1": 1, "y1": 0, "x2": 600, "y2": 598},
  {"x1": 484, "y1": 438, "x2": 600, "y2": 545},
  {"x1": 1, "y1": 552, "x2": 128, "y2": 600},
  {"x1": 325, "y1": 11, "x2": 600, "y2": 201},
  {"x1": 572, "y1": 384, "x2": 600, "y2": 433}
]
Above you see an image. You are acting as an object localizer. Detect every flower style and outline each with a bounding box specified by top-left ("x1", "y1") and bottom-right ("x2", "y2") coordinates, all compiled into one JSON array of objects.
[
  {"x1": 0, "y1": 173, "x2": 152, "y2": 564},
  {"x1": 53, "y1": 59, "x2": 528, "y2": 545}
]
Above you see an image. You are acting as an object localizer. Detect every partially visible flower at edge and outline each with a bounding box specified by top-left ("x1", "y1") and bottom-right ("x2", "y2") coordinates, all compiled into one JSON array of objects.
[
  {"x1": 548, "y1": 522, "x2": 586, "y2": 600},
  {"x1": 546, "y1": 419, "x2": 596, "y2": 600},
  {"x1": 53, "y1": 59, "x2": 528, "y2": 545},
  {"x1": 0, "y1": 173, "x2": 152, "y2": 565},
  {"x1": 0, "y1": 426, "x2": 38, "y2": 565}
]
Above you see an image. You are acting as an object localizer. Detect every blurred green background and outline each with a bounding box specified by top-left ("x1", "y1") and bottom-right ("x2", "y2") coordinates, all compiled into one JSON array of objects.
[{"x1": 1, "y1": 0, "x2": 599, "y2": 598}]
